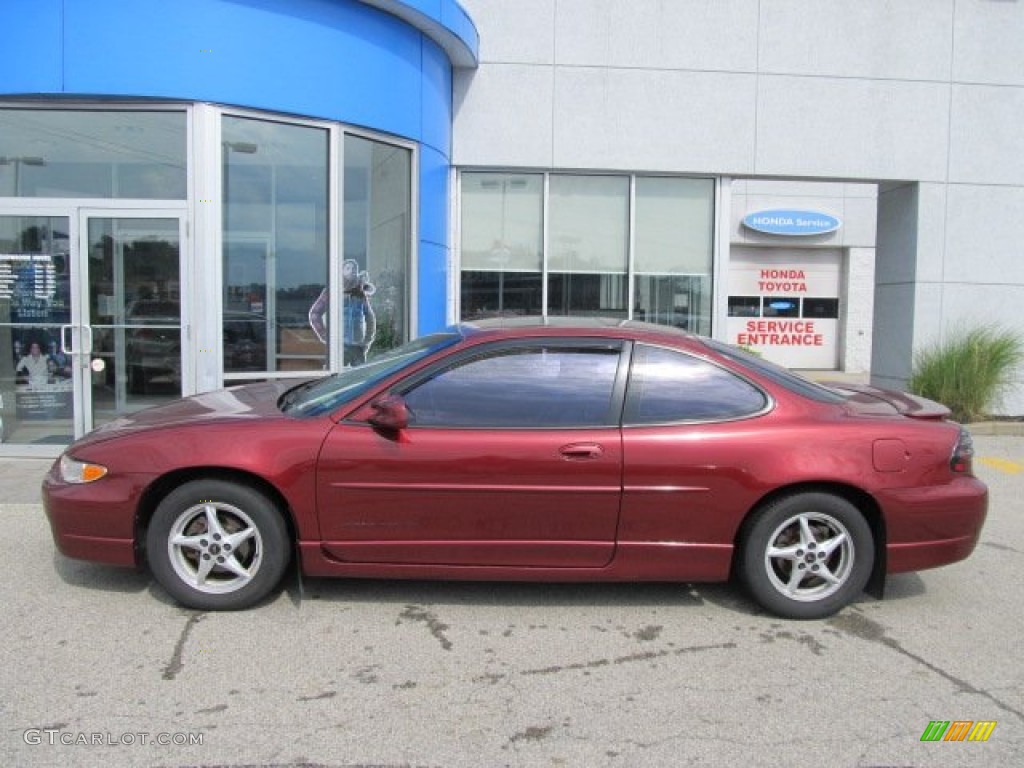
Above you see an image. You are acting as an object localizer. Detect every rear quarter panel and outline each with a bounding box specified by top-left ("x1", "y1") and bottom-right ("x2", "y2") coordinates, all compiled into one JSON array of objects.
[{"x1": 619, "y1": 408, "x2": 964, "y2": 547}]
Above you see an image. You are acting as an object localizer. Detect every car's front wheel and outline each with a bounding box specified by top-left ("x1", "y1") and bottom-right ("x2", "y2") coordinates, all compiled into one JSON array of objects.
[
  {"x1": 739, "y1": 492, "x2": 874, "y2": 620},
  {"x1": 146, "y1": 479, "x2": 291, "y2": 610}
]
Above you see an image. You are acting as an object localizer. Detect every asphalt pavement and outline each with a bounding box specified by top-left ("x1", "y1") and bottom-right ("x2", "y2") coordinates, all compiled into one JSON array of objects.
[{"x1": 1, "y1": 434, "x2": 1022, "y2": 768}]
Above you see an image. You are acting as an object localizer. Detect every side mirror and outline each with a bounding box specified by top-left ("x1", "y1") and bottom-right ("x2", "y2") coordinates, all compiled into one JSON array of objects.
[{"x1": 368, "y1": 394, "x2": 410, "y2": 431}]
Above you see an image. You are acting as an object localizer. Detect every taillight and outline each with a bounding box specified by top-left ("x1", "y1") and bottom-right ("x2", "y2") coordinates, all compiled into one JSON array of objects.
[{"x1": 950, "y1": 427, "x2": 975, "y2": 474}]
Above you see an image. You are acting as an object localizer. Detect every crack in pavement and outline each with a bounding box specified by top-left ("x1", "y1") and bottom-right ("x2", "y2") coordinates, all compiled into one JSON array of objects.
[
  {"x1": 162, "y1": 612, "x2": 206, "y2": 681},
  {"x1": 828, "y1": 610, "x2": 1024, "y2": 722},
  {"x1": 521, "y1": 641, "x2": 737, "y2": 676}
]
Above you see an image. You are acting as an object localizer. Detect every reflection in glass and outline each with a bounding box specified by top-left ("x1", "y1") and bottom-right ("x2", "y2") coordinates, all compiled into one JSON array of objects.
[
  {"x1": 634, "y1": 275, "x2": 711, "y2": 333},
  {"x1": 634, "y1": 177, "x2": 714, "y2": 334},
  {"x1": 342, "y1": 135, "x2": 412, "y2": 361},
  {"x1": 0, "y1": 109, "x2": 186, "y2": 198},
  {"x1": 728, "y1": 296, "x2": 762, "y2": 318},
  {"x1": 0, "y1": 215, "x2": 73, "y2": 445},
  {"x1": 548, "y1": 175, "x2": 629, "y2": 318},
  {"x1": 458, "y1": 173, "x2": 716, "y2": 329},
  {"x1": 461, "y1": 271, "x2": 542, "y2": 319},
  {"x1": 624, "y1": 345, "x2": 767, "y2": 424},
  {"x1": 87, "y1": 218, "x2": 182, "y2": 429},
  {"x1": 460, "y1": 172, "x2": 543, "y2": 319},
  {"x1": 803, "y1": 297, "x2": 839, "y2": 319},
  {"x1": 223, "y1": 116, "x2": 328, "y2": 375},
  {"x1": 764, "y1": 297, "x2": 800, "y2": 318},
  {"x1": 404, "y1": 346, "x2": 622, "y2": 427}
]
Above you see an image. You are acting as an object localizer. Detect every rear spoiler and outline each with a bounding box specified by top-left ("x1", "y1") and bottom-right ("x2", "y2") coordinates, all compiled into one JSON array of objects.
[{"x1": 823, "y1": 382, "x2": 952, "y2": 421}]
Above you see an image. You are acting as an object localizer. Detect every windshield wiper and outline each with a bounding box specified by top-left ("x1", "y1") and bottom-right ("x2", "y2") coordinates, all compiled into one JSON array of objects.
[{"x1": 278, "y1": 377, "x2": 329, "y2": 412}]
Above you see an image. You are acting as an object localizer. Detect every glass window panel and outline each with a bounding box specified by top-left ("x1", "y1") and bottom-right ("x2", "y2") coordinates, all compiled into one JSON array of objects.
[
  {"x1": 223, "y1": 116, "x2": 328, "y2": 375},
  {"x1": 634, "y1": 177, "x2": 714, "y2": 274},
  {"x1": 403, "y1": 345, "x2": 622, "y2": 428},
  {"x1": 460, "y1": 173, "x2": 543, "y2": 272},
  {"x1": 634, "y1": 275, "x2": 710, "y2": 333},
  {"x1": 763, "y1": 297, "x2": 800, "y2": 318},
  {"x1": 547, "y1": 273, "x2": 628, "y2": 319},
  {"x1": 624, "y1": 345, "x2": 767, "y2": 424},
  {"x1": 0, "y1": 109, "x2": 186, "y2": 199},
  {"x1": 342, "y1": 135, "x2": 412, "y2": 362},
  {"x1": 461, "y1": 271, "x2": 543, "y2": 320},
  {"x1": 549, "y1": 175, "x2": 628, "y2": 274},
  {"x1": 0, "y1": 215, "x2": 74, "y2": 445},
  {"x1": 339, "y1": 135, "x2": 411, "y2": 364},
  {"x1": 728, "y1": 296, "x2": 762, "y2": 317},
  {"x1": 803, "y1": 297, "x2": 839, "y2": 319}
]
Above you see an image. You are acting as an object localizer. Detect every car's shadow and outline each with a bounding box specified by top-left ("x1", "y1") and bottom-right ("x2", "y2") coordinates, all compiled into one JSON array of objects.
[
  {"x1": 291, "y1": 572, "x2": 758, "y2": 613},
  {"x1": 53, "y1": 552, "x2": 929, "y2": 616},
  {"x1": 54, "y1": 553, "x2": 152, "y2": 595}
]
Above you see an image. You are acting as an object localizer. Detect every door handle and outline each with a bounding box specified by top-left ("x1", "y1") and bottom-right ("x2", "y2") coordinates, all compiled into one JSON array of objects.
[
  {"x1": 559, "y1": 443, "x2": 604, "y2": 460},
  {"x1": 61, "y1": 324, "x2": 75, "y2": 354},
  {"x1": 60, "y1": 325, "x2": 93, "y2": 357}
]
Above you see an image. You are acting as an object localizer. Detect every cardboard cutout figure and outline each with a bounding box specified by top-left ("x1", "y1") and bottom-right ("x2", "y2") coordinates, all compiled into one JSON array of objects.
[{"x1": 309, "y1": 259, "x2": 377, "y2": 366}]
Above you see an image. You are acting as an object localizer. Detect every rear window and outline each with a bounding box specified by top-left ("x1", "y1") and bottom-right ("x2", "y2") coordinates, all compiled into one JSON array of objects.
[{"x1": 624, "y1": 344, "x2": 768, "y2": 424}]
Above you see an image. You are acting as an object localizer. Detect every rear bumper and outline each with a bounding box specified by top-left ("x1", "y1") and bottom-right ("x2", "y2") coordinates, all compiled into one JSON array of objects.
[{"x1": 879, "y1": 476, "x2": 988, "y2": 574}]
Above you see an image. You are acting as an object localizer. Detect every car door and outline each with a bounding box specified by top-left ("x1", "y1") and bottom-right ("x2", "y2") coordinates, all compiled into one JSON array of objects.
[{"x1": 316, "y1": 338, "x2": 627, "y2": 568}]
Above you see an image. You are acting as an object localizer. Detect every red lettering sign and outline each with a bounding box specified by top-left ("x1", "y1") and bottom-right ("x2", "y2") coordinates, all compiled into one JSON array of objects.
[{"x1": 738, "y1": 320, "x2": 823, "y2": 346}]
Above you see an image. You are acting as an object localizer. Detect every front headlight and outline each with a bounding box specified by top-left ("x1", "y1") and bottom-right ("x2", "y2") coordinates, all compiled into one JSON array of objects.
[{"x1": 59, "y1": 455, "x2": 109, "y2": 484}]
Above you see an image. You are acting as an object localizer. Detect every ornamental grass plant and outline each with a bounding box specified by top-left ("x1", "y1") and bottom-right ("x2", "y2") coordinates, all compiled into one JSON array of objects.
[{"x1": 909, "y1": 325, "x2": 1024, "y2": 423}]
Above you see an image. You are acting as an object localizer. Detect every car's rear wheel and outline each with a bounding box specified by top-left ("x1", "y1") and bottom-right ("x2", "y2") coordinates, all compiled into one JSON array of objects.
[
  {"x1": 739, "y1": 492, "x2": 873, "y2": 619},
  {"x1": 146, "y1": 479, "x2": 290, "y2": 610}
]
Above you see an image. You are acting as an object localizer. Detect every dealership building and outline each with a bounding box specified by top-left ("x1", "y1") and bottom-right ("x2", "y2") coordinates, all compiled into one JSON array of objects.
[{"x1": 1, "y1": 0, "x2": 1022, "y2": 454}]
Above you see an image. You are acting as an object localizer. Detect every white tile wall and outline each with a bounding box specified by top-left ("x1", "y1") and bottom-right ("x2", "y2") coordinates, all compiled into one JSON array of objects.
[
  {"x1": 758, "y1": 0, "x2": 954, "y2": 80},
  {"x1": 953, "y1": 0, "x2": 1024, "y2": 86},
  {"x1": 454, "y1": 0, "x2": 1024, "y2": 408}
]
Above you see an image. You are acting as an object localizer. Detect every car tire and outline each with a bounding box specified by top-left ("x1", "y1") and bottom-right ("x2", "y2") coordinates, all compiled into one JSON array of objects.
[
  {"x1": 739, "y1": 492, "x2": 873, "y2": 620},
  {"x1": 146, "y1": 479, "x2": 291, "y2": 610}
]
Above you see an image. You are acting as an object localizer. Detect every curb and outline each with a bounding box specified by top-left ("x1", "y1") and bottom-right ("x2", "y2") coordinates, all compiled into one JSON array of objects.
[{"x1": 965, "y1": 421, "x2": 1024, "y2": 437}]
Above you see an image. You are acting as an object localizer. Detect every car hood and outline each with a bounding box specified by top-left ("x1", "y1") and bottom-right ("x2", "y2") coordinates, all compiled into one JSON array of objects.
[
  {"x1": 826, "y1": 382, "x2": 952, "y2": 421},
  {"x1": 73, "y1": 380, "x2": 302, "y2": 447}
]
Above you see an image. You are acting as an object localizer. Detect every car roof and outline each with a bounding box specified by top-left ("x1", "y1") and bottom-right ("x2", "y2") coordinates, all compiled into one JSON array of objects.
[{"x1": 457, "y1": 315, "x2": 701, "y2": 344}]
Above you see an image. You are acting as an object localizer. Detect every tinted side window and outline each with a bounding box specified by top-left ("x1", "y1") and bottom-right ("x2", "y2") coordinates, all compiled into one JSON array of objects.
[
  {"x1": 624, "y1": 345, "x2": 767, "y2": 424},
  {"x1": 404, "y1": 345, "x2": 621, "y2": 428}
]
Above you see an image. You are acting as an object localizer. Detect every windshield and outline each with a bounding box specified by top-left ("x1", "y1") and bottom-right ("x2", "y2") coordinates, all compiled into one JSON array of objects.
[
  {"x1": 701, "y1": 337, "x2": 847, "y2": 404},
  {"x1": 280, "y1": 332, "x2": 461, "y2": 417}
]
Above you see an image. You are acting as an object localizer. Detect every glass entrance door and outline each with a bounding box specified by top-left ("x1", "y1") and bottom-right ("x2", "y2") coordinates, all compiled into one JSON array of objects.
[
  {"x1": 0, "y1": 211, "x2": 186, "y2": 451},
  {"x1": 78, "y1": 214, "x2": 186, "y2": 434},
  {"x1": 0, "y1": 213, "x2": 74, "y2": 447}
]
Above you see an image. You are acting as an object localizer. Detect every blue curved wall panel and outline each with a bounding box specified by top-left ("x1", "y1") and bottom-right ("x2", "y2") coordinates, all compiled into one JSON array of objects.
[{"x1": 0, "y1": 0, "x2": 478, "y2": 334}]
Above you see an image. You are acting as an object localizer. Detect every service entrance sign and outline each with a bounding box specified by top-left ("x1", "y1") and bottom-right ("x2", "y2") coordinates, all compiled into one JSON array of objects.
[{"x1": 727, "y1": 248, "x2": 841, "y2": 369}]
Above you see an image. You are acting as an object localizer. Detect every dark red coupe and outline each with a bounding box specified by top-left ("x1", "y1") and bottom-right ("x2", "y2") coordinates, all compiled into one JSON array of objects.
[{"x1": 43, "y1": 318, "x2": 987, "y2": 619}]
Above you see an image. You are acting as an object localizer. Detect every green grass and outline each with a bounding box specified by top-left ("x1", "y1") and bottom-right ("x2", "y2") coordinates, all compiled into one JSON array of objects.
[{"x1": 909, "y1": 325, "x2": 1024, "y2": 422}]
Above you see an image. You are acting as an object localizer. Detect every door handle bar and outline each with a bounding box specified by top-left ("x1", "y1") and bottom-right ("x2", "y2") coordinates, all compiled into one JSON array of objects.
[
  {"x1": 61, "y1": 324, "x2": 75, "y2": 354},
  {"x1": 60, "y1": 325, "x2": 94, "y2": 356},
  {"x1": 559, "y1": 443, "x2": 605, "y2": 460}
]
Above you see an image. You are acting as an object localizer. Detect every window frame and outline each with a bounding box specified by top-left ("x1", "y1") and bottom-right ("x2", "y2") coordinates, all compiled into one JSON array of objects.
[
  {"x1": 209, "y1": 106, "x2": 418, "y2": 385},
  {"x1": 456, "y1": 169, "x2": 717, "y2": 334},
  {"x1": 0, "y1": 103, "x2": 189, "y2": 201}
]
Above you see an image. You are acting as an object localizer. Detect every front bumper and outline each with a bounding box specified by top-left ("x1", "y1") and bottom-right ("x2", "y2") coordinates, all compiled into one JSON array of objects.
[{"x1": 41, "y1": 464, "x2": 147, "y2": 568}]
